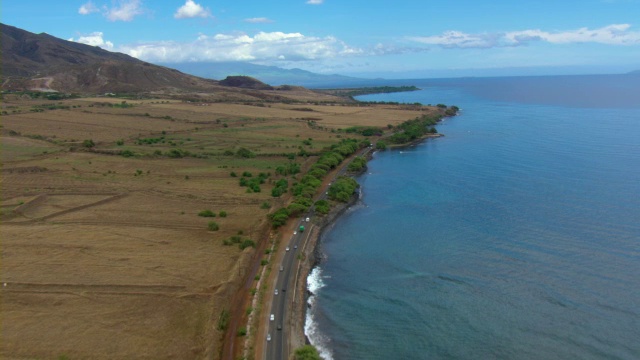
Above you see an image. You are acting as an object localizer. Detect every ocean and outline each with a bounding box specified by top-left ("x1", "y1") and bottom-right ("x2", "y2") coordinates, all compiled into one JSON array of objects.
[{"x1": 305, "y1": 74, "x2": 640, "y2": 360}]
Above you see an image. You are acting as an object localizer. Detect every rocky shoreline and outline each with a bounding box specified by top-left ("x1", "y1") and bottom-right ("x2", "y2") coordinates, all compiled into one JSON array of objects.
[{"x1": 290, "y1": 183, "x2": 361, "y2": 351}]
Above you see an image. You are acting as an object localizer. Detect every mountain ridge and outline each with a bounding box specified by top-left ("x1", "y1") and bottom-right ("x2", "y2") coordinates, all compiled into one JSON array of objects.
[{"x1": 1, "y1": 23, "x2": 222, "y2": 94}]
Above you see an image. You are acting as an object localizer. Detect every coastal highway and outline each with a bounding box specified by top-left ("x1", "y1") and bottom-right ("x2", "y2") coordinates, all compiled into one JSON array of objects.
[
  {"x1": 264, "y1": 145, "x2": 373, "y2": 359},
  {"x1": 265, "y1": 217, "x2": 311, "y2": 360}
]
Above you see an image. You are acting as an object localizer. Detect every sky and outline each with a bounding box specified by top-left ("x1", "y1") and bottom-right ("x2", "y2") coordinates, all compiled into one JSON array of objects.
[{"x1": 3, "y1": 0, "x2": 640, "y2": 77}]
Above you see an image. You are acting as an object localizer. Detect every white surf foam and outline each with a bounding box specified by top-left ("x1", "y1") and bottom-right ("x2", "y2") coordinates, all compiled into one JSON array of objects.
[{"x1": 304, "y1": 267, "x2": 334, "y2": 360}]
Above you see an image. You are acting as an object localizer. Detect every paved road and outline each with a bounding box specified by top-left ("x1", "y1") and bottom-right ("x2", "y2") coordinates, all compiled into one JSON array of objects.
[
  {"x1": 264, "y1": 146, "x2": 372, "y2": 359},
  {"x1": 265, "y1": 217, "x2": 310, "y2": 360}
]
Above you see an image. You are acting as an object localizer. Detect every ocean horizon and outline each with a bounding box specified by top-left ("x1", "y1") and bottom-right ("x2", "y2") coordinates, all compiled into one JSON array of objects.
[{"x1": 305, "y1": 74, "x2": 640, "y2": 359}]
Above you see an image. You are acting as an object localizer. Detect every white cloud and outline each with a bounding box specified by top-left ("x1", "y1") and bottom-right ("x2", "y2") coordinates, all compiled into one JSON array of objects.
[
  {"x1": 68, "y1": 32, "x2": 114, "y2": 50},
  {"x1": 174, "y1": 0, "x2": 211, "y2": 19},
  {"x1": 410, "y1": 30, "x2": 498, "y2": 48},
  {"x1": 105, "y1": 0, "x2": 143, "y2": 22},
  {"x1": 504, "y1": 24, "x2": 640, "y2": 45},
  {"x1": 119, "y1": 31, "x2": 361, "y2": 63},
  {"x1": 306, "y1": 0, "x2": 324, "y2": 4},
  {"x1": 244, "y1": 17, "x2": 274, "y2": 24},
  {"x1": 78, "y1": 1, "x2": 99, "y2": 15},
  {"x1": 410, "y1": 24, "x2": 640, "y2": 48}
]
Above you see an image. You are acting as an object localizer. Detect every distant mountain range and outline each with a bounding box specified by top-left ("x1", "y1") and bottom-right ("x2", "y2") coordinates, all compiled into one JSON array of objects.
[
  {"x1": 3, "y1": 23, "x2": 303, "y2": 96},
  {"x1": 158, "y1": 61, "x2": 374, "y2": 88}
]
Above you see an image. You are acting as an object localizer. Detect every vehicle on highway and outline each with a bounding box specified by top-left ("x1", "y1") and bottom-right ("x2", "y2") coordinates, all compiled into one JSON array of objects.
[
  {"x1": 267, "y1": 333, "x2": 271, "y2": 341},
  {"x1": 280, "y1": 266, "x2": 284, "y2": 271},
  {"x1": 293, "y1": 231, "x2": 297, "y2": 235},
  {"x1": 299, "y1": 225, "x2": 305, "y2": 232},
  {"x1": 305, "y1": 217, "x2": 310, "y2": 222},
  {"x1": 286, "y1": 247, "x2": 290, "y2": 251},
  {"x1": 277, "y1": 324, "x2": 282, "y2": 331},
  {"x1": 294, "y1": 245, "x2": 297, "y2": 249},
  {"x1": 274, "y1": 289, "x2": 278, "y2": 295},
  {"x1": 270, "y1": 314, "x2": 274, "y2": 321}
]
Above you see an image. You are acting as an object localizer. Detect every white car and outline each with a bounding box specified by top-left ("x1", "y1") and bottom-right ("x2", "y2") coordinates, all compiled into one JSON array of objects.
[
  {"x1": 305, "y1": 217, "x2": 310, "y2": 222},
  {"x1": 267, "y1": 333, "x2": 271, "y2": 341},
  {"x1": 286, "y1": 247, "x2": 290, "y2": 251},
  {"x1": 270, "y1": 314, "x2": 274, "y2": 321},
  {"x1": 275, "y1": 289, "x2": 278, "y2": 295},
  {"x1": 293, "y1": 231, "x2": 297, "y2": 235}
]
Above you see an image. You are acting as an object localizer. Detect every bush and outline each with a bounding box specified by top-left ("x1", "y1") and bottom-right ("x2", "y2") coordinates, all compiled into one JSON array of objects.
[
  {"x1": 198, "y1": 210, "x2": 216, "y2": 217},
  {"x1": 121, "y1": 149, "x2": 135, "y2": 157},
  {"x1": 347, "y1": 156, "x2": 367, "y2": 172},
  {"x1": 269, "y1": 207, "x2": 290, "y2": 227},
  {"x1": 207, "y1": 221, "x2": 220, "y2": 231},
  {"x1": 219, "y1": 211, "x2": 227, "y2": 217},
  {"x1": 217, "y1": 309, "x2": 230, "y2": 330},
  {"x1": 236, "y1": 147, "x2": 255, "y2": 158},
  {"x1": 328, "y1": 176, "x2": 359, "y2": 203},
  {"x1": 294, "y1": 345, "x2": 322, "y2": 360},
  {"x1": 239, "y1": 239, "x2": 256, "y2": 250},
  {"x1": 83, "y1": 139, "x2": 95, "y2": 148},
  {"x1": 260, "y1": 202, "x2": 271, "y2": 209},
  {"x1": 314, "y1": 199, "x2": 330, "y2": 214}
]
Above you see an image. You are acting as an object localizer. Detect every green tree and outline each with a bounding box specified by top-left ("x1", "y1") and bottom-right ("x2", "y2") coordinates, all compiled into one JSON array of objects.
[{"x1": 294, "y1": 345, "x2": 322, "y2": 360}]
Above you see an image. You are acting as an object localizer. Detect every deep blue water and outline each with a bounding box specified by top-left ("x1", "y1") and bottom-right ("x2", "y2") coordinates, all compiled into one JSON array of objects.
[{"x1": 305, "y1": 74, "x2": 640, "y2": 360}]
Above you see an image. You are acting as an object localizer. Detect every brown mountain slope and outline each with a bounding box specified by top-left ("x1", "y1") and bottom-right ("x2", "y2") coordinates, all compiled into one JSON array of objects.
[{"x1": 1, "y1": 23, "x2": 220, "y2": 94}]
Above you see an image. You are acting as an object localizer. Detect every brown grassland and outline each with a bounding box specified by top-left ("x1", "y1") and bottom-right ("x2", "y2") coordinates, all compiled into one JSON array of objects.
[{"x1": 1, "y1": 92, "x2": 438, "y2": 359}]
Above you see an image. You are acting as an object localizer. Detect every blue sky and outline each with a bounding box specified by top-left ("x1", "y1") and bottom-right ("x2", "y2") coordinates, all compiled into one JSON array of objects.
[{"x1": 3, "y1": 0, "x2": 640, "y2": 77}]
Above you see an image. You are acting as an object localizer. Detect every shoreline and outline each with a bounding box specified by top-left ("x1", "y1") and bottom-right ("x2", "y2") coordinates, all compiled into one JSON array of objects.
[
  {"x1": 289, "y1": 147, "x2": 371, "y2": 352},
  {"x1": 290, "y1": 178, "x2": 362, "y2": 352},
  {"x1": 290, "y1": 116, "x2": 455, "y2": 355}
]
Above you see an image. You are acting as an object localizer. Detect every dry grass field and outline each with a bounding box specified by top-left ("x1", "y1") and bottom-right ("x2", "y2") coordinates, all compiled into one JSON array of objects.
[{"x1": 0, "y1": 93, "x2": 436, "y2": 359}]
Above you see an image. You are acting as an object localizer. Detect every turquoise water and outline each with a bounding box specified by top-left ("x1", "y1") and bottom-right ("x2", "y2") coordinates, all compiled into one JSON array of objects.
[{"x1": 305, "y1": 75, "x2": 640, "y2": 360}]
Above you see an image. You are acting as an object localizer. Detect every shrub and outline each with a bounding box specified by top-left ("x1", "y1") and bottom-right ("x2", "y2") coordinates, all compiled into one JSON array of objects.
[
  {"x1": 236, "y1": 147, "x2": 255, "y2": 158},
  {"x1": 83, "y1": 139, "x2": 95, "y2": 148},
  {"x1": 294, "y1": 345, "x2": 322, "y2": 360},
  {"x1": 239, "y1": 239, "x2": 256, "y2": 250},
  {"x1": 314, "y1": 199, "x2": 330, "y2": 214},
  {"x1": 269, "y1": 207, "x2": 290, "y2": 227},
  {"x1": 217, "y1": 310, "x2": 230, "y2": 330},
  {"x1": 207, "y1": 221, "x2": 220, "y2": 231},
  {"x1": 219, "y1": 211, "x2": 227, "y2": 217},
  {"x1": 198, "y1": 210, "x2": 216, "y2": 217},
  {"x1": 348, "y1": 156, "x2": 367, "y2": 172}
]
